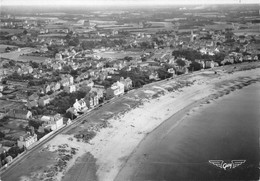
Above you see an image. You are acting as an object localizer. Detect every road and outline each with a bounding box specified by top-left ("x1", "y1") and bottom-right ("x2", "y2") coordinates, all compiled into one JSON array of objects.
[
  {"x1": 0, "y1": 65, "x2": 232, "y2": 179},
  {"x1": 0, "y1": 92, "x2": 127, "y2": 178}
]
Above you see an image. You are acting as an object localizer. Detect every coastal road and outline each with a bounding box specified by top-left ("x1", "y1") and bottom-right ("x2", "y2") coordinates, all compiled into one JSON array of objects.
[
  {"x1": 0, "y1": 70, "x2": 177, "y2": 178},
  {"x1": 2, "y1": 67, "x2": 213, "y2": 177},
  {"x1": 0, "y1": 91, "x2": 131, "y2": 179},
  {"x1": 2, "y1": 62, "x2": 253, "y2": 179}
]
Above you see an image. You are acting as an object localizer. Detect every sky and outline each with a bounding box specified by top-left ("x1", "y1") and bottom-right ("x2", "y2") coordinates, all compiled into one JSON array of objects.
[{"x1": 1, "y1": 0, "x2": 259, "y2": 6}]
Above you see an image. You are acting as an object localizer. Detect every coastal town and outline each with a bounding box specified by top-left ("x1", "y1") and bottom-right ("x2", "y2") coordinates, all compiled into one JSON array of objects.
[{"x1": 0, "y1": 2, "x2": 260, "y2": 181}]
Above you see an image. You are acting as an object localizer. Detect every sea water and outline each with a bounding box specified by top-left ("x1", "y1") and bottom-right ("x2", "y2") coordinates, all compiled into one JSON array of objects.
[{"x1": 117, "y1": 83, "x2": 260, "y2": 180}]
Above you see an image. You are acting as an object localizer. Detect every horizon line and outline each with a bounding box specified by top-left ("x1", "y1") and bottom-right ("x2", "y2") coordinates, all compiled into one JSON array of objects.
[
  {"x1": 1, "y1": 0, "x2": 260, "y2": 7},
  {"x1": 1, "y1": 3, "x2": 259, "y2": 7}
]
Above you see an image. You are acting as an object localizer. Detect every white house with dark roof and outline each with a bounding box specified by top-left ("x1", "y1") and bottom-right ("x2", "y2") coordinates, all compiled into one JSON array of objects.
[
  {"x1": 17, "y1": 132, "x2": 37, "y2": 149},
  {"x1": 106, "y1": 81, "x2": 124, "y2": 99},
  {"x1": 38, "y1": 113, "x2": 64, "y2": 132},
  {"x1": 73, "y1": 98, "x2": 87, "y2": 112}
]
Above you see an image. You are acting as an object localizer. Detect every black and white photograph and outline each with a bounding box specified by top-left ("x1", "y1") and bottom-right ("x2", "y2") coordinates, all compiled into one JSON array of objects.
[{"x1": 0, "y1": 0, "x2": 259, "y2": 180}]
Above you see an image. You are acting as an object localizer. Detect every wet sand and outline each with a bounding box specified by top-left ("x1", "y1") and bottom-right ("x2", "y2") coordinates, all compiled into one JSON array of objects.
[
  {"x1": 63, "y1": 67, "x2": 260, "y2": 181},
  {"x1": 115, "y1": 82, "x2": 260, "y2": 181}
]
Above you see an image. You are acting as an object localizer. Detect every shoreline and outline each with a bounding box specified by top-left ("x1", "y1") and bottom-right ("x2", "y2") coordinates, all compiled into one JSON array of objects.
[
  {"x1": 115, "y1": 81, "x2": 260, "y2": 181},
  {"x1": 115, "y1": 76, "x2": 260, "y2": 181},
  {"x1": 62, "y1": 67, "x2": 260, "y2": 181},
  {"x1": 2, "y1": 64, "x2": 260, "y2": 181}
]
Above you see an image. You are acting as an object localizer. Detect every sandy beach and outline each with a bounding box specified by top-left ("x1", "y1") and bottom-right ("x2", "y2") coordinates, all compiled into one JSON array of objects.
[
  {"x1": 58, "y1": 64, "x2": 260, "y2": 181},
  {"x1": 3, "y1": 63, "x2": 260, "y2": 181}
]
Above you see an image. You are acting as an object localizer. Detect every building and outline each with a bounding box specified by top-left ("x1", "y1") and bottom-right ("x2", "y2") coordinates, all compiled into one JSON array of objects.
[
  {"x1": 73, "y1": 99, "x2": 87, "y2": 112},
  {"x1": 38, "y1": 96, "x2": 51, "y2": 107},
  {"x1": 60, "y1": 78, "x2": 70, "y2": 87},
  {"x1": 55, "y1": 53, "x2": 62, "y2": 60},
  {"x1": 41, "y1": 84, "x2": 51, "y2": 94},
  {"x1": 28, "y1": 93, "x2": 39, "y2": 101},
  {"x1": 106, "y1": 81, "x2": 124, "y2": 99},
  {"x1": 167, "y1": 68, "x2": 176, "y2": 75},
  {"x1": 119, "y1": 77, "x2": 132, "y2": 91},
  {"x1": 17, "y1": 132, "x2": 37, "y2": 149},
  {"x1": 84, "y1": 92, "x2": 99, "y2": 108},
  {"x1": 91, "y1": 85, "x2": 105, "y2": 100},
  {"x1": 0, "y1": 85, "x2": 4, "y2": 92},
  {"x1": 195, "y1": 60, "x2": 205, "y2": 69},
  {"x1": 66, "y1": 107, "x2": 78, "y2": 117},
  {"x1": 64, "y1": 85, "x2": 76, "y2": 93},
  {"x1": 149, "y1": 72, "x2": 159, "y2": 80},
  {"x1": 60, "y1": 74, "x2": 74, "y2": 85},
  {"x1": 38, "y1": 114, "x2": 64, "y2": 132},
  {"x1": 205, "y1": 61, "x2": 215, "y2": 68},
  {"x1": 175, "y1": 67, "x2": 189, "y2": 74},
  {"x1": 221, "y1": 56, "x2": 234, "y2": 65},
  {"x1": 0, "y1": 145, "x2": 9, "y2": 155},
  {"x1": 26, "y1": 100, "x2": 38, "y2": 109},
  {"x1": 84, "y1": 20, "x2": 90, "y2": 26},
  {"x1": 53, "y1": 114, "x2": 64, "y2": 129},
  {"x1": 63, "y1": 118, "x2": 72, "y2": 125},
  {"x1": 50, "y1": 82, "x2": 61, "y2": 92},
  {"x1": 5, "y1": 155, "x2": 13, "y2": 164}
]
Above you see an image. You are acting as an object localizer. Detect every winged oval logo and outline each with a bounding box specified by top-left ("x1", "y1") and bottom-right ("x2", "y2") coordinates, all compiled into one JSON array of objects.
[{"x1": 209, "y1": 160, "x2": 246, "y2": 170}]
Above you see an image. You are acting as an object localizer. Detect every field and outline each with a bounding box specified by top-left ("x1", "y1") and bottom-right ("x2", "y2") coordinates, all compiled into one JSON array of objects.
[
  {"x1": 204, "y1": 24, "x2": 233, "y2": 30},
  {"x1": 0, "y1": 117, "x2": 28, "y2": 141},
  {"x1": 0, "y1": 44, "x2": 17, "y2": 53},
  {"x1": 94, "y1": 51, "x2": 143, "y2": 59},
  {"x1": 90, "y1": 20, "x2": 117, "y2": 25},
  {"x1": 234, "y1": 28, "x2": 260, "y2": 36},
  {"x1": 38, "y1": 34, "x2": 67, "y2": 38},
  {"x1": 0, "y1": 100, "x2": 25, "y2": 112},
  {"x1": 18, "y1": 55, "x2": 49, "y2": 63},
  {"x1": 5, "y1": 119, "x2": 28, "y2": 130},
  {"x1": 0, "y1": 47, "x2": 37, "y2": 61},
  {"x1": 0, "y1": 28, "x2": 24, "y2": 34},
  {"x1": 127, "y1": 27, "x2": 173, "y2": 33},
  {"x1": 147, "y1": 21, "x2": 174, "y2": 28}
]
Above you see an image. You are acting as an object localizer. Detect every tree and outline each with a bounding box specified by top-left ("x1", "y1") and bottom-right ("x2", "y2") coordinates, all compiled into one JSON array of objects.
[
  {"x1": 30, "y1": 61, "x2": 39, "y2": 68},
  {"x1": 213, "y1": 52, "x2": 226, "y2": 64},
  {"x1": 189, "y1": 61, "x2": 201, "y2": 71},
  {"x1": 68, "y1": 37, "x2": 80, "y2": 47},
  {"x1": 141, "y1": 57, "x2": 147, "y2": 62},
  {"x1": 5, "y1": 47, "x2": 12, "y2": 52},
  {"x1": 235, "y1": 47, "x2": 240, "y2": 52},
  {"x1": 70, "y1": 70, "x2": 78, "y2": 77},
  {"x1": 8, "y1": 146, "x2": 23, "y2": 158},
  {"x1": 23, "y1": 30, "x2": 28, "y2": 35},
  {"x1": 65, "y1": 111, "x2": 77, "y2": 120},
  {"x1": 47, "y1": 90, "x2": 54, "y2": 95},
  {"x1": 63, "y1": 65, "x2": 72, "y2": 72},
  {"x1": 81, "y1": 41, "x2": 95, "y2": 50},
  {"x1": 216, "y1": 42, "x2": 221, "y2": 46},
  {"x1": 172, "y1": 50, "x2": 202, "y2": 61},
  {"x1": 140, "y1": 41, "x2": 151, "y2": 49},
  {"x1": 124, "y1": 56, "x2": 133, "y2": 61},
  {"x1": 29, "y1": 120, "x2": 43, "y2": 129},
  {"x1": 0, "y1": 132, "x2": 5, "y2": 139},
  {"x1": 176, "y1": 59, "x2": 186, "y2": 67},
  {"x1": 157, "y1": 68, "x2": 171, "y2": 79},
  {"x1": 9, "y1": 60, "x2": 15, "y2": 66}
]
